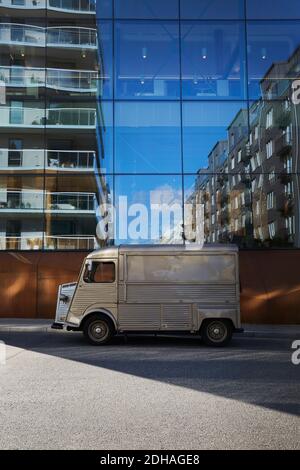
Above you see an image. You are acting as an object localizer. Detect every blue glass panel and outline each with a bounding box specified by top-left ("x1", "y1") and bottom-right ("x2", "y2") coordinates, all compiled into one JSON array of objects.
[
  {"x1": 115, "y1": 102, "x2": 182, "y2": 174},
  {"x1": 181, "y1": 0, "x2": 245, "y2": 20},
  {"x1": 114, "y1": 175, "x2": 183, "y2": 244},
  {"x1": 96, "y1": 0, "x2": 113, "y2": 18},
  {"x1": 247, "y1": 21, "x2": 300, "y2": 100},
  {"x1": 246, "y1": 0, "x2": 300, "y2": 19},
  {"x1": 96, "y1": 20, "x2": 113, "y2": 99},
  {"x1": 115, "y1": 21, "x2": 180, "y2": 99},
  {"x1": 96, "y1": 101, "x2": 114, "y2": 174},
  {"x1": 182, "y1": 101, "x2": 249, "y2": 173},
  {"x1": 114, "y1": 0, "x2": 179, "y2": 19},
  {"x1": 181, "y1": 21, "x2": 247, "y2": 100}
]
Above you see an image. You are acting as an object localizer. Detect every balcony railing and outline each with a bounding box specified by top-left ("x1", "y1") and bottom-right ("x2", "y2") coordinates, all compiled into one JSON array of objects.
[
  {"x1": 0, "y1": 190, "x2": 96, "y2": 212},
  {"x1": 0, "y1": 235, "x2": 98, "y2": 250},
  {"x1": 47, "y1": 26, "x2": 97, "y2": 48},
  {"x1": 0, "y1": 107, "x2": 96, "y2": 127},
  {"x1": 0, "y1": 66, "x2": 98, "y2": 91},
  {"x1": 44, "y1": 235, "x2": 98, "y2": 250},
  {"x1": 0, "y1": 149, "x2": 95, "y2": 170},
  {"x1": 48, "y1": 0, "x2": 96, "y2": 14},
  {"x1": 48, "y1": 192, "x2": 96, "y2": 211},
  {"x1": 0, "y1": 24, "x2": 97, "y2": 48},
  {"x1": 0, "y1": 0, "x2": 96, "y2": 14}
]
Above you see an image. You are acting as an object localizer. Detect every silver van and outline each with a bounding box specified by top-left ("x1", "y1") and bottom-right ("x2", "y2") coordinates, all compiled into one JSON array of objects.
[{"x1": 52, "y1": 244, "x2": 241, "y2": 347}]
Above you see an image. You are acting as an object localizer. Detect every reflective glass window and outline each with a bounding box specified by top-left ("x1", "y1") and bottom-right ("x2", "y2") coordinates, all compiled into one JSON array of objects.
[
  {"x1": 114, "y1": 175, "x2": 183, "y2": 244},
  {"x1": 182, "y1": 102, "x2": 249, "y2": 173},
  {"x1": 114, "y1": 0, "x2": 179, "y2": 19},
  {"x1": 96, "y1": 0, "x2": 113, "y2": 18},
  {"x1": 181, "y1": 21, "x2": 247, "y2": 100},
  {"x1": 247, "y1": 21, "x2": 300, "y2": 100},
  {"x1": 115, "y1": 21, "x2": 180, "y2": 99},
  {"x1": 115, "y1": 102, "x2": 182, "y2": 173},
  {"x1": 96, "y1": 20, "x2": 113, "y2": 99},
  {"x1": 246, "y1": 0, "x2": 300, "y2": 19},
  {"x1": 181, "y1": 0, "x2": 245, "y2": 20}
]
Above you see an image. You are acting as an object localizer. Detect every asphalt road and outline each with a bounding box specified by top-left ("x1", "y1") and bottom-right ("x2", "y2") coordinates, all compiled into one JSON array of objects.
[{"x1": 0, "y1": 331, "x2": 299, "y2": 450}]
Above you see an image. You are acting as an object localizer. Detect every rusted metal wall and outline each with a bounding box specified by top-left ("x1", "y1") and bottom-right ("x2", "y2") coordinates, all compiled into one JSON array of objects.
[{"x1": 0, "y1": 250, "x2": 299, "y2": 324}]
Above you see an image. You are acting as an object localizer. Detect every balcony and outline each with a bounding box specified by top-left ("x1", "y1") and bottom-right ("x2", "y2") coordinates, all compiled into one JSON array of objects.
[
  {"x1": 0, "y1": 235, "x2": 97, "y2": 250},
  {"x1": 0, "y1": 23, "x2": 45, "y2": 47},
  {"x1": 47, "y1": 192, "x2": 96, "y2": 212},
  {"x1": 47, "y1": 27, "x2": 97, "y2": 49},
  {"x1": 0, "y1": 149, "x2": 95, "y2": 170},
  {"x1": 0, "y1": 190, "x2": 96, "y2": 213},
  {"x1": 0, "y1": 107, "x2": 96, "y2": 128},
  {"x1": 0, "y1": 24, "x2": 97, "y2": 49},
  {"x1": 0, "y1": 66, "x2": 97, "y2": 92},
  {"x1": 0, "y1": 0, "x2": 96, "y2": 14},
  {"x1": 44, "y1": 235, "x2": 98, "y2": 250},
  {"x1": 275, "y1": 133, "x2": 292, "y2": 158},
  {"x1": 47, "y1": 0, "x2": 96, "y2": 14}
]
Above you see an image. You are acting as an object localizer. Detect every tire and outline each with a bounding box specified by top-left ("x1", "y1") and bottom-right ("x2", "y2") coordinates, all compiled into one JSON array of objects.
[
  {"x1": 201, "y1": 319, "x2": 233, "y2": 347},
  {"x1": 83, "y1": 314, "x2": 114, "y2": 345}
]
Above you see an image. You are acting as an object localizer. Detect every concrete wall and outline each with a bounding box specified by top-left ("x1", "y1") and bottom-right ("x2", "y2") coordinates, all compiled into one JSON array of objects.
[{"x1": 0, "y1": 250, "x2": 299, "y2": 324}]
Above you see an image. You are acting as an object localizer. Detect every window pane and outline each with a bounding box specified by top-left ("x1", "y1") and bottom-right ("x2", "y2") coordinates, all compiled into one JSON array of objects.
[
  {"x1": 84, "y1": 262, "x2": 115, "y2": 283},
  {"x1": 114, "y1": 0, "x2": 179, "y2": 19},
  {"x1": 246, "y1": 0, "x2": 300, "y2": 19},
  {"x1": 115, "y1": 21, "x2": 180, "y2": 99},
  {"x1": 114, "y1": 175, "x2": 183, "y2": 244},
  {"x1": 181, "y1": 0, "x2": 245, "y2": 20},
  {"x1": 247, "y1": 21, "x2": 300, "y2": 100},
  {"x1": 115, "y1": 102, "x2": 182, "y2": 173},
  {"x1": 96, "y1": 20, "x2": 113, "y2": 99},
  {"x1": 182, "y1": 102, "x2": 249, "y2": 173},
  {"x1": 96, "y1": 0, "x2": 113, "y2": 18},
  {"x1": 181, "y1": 21, "x2": 247, "y2": 100}
]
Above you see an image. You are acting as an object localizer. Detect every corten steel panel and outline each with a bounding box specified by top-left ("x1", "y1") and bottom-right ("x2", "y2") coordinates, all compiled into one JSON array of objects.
[
  {"x1": 239, "y1": 251, "x2": 300, "y2": 324},
  {"x1": 0, "y1": 253, "x2": 40, "y2": 318},
  {"x1": 0, "y1": 250, "x2": 299, "y2": 324}
]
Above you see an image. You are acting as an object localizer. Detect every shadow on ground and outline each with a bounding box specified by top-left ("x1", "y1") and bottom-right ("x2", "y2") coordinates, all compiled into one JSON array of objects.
[{"x1": 2, "y1": 331, "x2": 300, "y2": 416}]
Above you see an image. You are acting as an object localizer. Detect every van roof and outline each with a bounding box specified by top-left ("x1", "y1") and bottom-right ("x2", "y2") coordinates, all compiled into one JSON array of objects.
[{"x1": 87, "y1": 244, "x2": 238, "y2": 259}]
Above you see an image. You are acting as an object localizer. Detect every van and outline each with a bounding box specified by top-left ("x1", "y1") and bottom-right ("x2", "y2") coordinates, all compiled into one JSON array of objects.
[{"x1": 52, "y1": 244, "x2": 241, "y2": 346}]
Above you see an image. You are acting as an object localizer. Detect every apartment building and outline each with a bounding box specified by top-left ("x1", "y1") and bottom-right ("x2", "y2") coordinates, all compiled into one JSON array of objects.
[{"x1": 0, "y1": 0, "x2": 110, "y2": 250}]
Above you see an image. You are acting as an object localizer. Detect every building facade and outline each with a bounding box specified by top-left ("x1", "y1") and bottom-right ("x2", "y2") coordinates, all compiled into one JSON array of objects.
[{"x1": 1, "y1": 0, "x2": 300, "y2": 250}]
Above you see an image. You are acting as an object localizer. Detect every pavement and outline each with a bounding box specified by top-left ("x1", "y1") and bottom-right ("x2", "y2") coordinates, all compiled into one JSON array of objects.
[
  {"x1": 0, "y1": 318, "x2": 299, "y2": 339},
  {"x1": 0, "y1": 330, "x2": 299, "y2": 450}
]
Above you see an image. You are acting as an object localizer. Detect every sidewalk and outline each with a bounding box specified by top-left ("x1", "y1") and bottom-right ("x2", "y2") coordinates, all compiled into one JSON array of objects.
[{"x1": 0, "y1": 319, "x2": 299, "y2": 339}]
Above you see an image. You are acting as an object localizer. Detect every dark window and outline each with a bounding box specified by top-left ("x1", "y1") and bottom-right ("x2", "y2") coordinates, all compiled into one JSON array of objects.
[{"x1": 84, "y1": 262, "x2": 115, "y2": 283}]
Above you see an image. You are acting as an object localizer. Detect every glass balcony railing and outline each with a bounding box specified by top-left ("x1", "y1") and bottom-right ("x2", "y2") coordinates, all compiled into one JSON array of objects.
[
  {"x1": 0, "y1": 0, "x2": 96, "y2": 14},
  {"x1": 0, "y1": 149, "x2": 95, "y2": 170},
  {"x1": 0, "y1": 23, "x2": 45, "y2": 47},
  {"x1": 0, "y1": 235, "x2": 98, "y2": 251},
  {"x1": 0, "y1": 191, "x2": 96, "y2": 212},
  {"x1": 47, "y1": 27, "x2": 97, "y2": 48},
  {"x1": 0, "y1": 24, "x2": 97, "y2": 48},
  {"x1": 0, "y1": 107, "x2": 96, "y2": 127},
  {"x1": 0, "y1": 66, "x2": 97, "y2": 91},
  {"x1": 44, "y1": 235, "x2": 98, "y2": 250},
  {"x1": 47, "y1": 0, "x2": 96, "y2": 14},
  {"x1": 47, "y1": 192, "x2": 96, "y2": 212}
]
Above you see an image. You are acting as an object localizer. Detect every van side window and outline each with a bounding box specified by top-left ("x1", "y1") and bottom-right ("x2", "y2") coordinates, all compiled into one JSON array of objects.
[{"x1": 83, "y1": 262, "x2": 115, "y2": 283}]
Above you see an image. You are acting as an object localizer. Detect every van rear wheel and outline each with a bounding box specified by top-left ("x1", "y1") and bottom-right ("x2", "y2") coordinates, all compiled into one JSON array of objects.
[
  {"x1": 201, "y1": 319, "x2": 233, "y2": 347},
  {"x1": 83, "y1": 314, "x2": 114, "y2": 345}
]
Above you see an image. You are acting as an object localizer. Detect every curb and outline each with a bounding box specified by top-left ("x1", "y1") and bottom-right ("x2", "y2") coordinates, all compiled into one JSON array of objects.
[{"x1": 0, "y1": 325, "x2": 298, "y2": 340}]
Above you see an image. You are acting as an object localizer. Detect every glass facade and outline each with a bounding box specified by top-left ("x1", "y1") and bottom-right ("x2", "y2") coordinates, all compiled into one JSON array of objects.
[{"x1": 0, "y1": 0, "x2": 300, "y2": 249}]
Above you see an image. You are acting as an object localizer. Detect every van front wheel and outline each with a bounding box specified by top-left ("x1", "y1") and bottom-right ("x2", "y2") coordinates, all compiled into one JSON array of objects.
[
  {"x1": 201, "y1": 320, "x2": 233, "y2": 347},
  {"x1": 83, "y1": 315, "x2": 114, "y2": 345}
]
